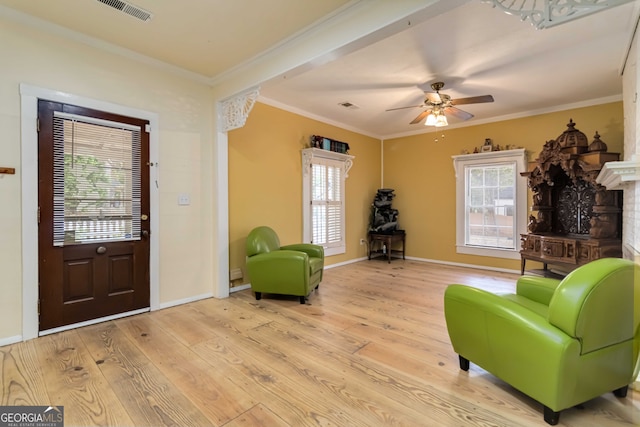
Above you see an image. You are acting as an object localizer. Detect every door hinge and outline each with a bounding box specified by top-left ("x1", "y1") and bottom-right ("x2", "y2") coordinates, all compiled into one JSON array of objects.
[
  {"x1": 36, "y1": 118, "x2": 40, "y2": 132},
  {"x1": 37, "y1": 206, "x2": 40, "y2": 224}
]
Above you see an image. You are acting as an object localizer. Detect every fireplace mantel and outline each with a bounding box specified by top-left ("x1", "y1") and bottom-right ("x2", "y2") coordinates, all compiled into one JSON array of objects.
[{"x1": 596, "y1": 156, "x2": 640, "y2": 190}]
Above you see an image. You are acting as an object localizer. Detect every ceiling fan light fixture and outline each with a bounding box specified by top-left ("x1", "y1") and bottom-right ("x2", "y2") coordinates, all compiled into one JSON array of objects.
[
  {"x1": 435, "y1": 114, "x2": 448, "y2": 127},
  {"x1": 425, "y1": 111, "x2": 448, "y2": 127}
]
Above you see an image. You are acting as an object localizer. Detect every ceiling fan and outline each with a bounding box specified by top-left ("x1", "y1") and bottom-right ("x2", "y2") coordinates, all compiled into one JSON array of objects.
[{"x1": 387, "y1": 82, "x2": 494, "y2": 125}]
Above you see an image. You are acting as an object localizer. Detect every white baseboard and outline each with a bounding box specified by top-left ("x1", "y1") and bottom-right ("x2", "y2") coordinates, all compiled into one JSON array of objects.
[
  {"x1": 325, "y1": 255, "x2": 520, "y2": 275},
  {"x1": 404, "y1": 256, "x2": 521, "y2": 275},
  {"x1": 158, "y1": 292, "x2": 214, "y2": 310},
  {"x1": 325, "y1": 256, "x2": 368, "y2": 269},
  {"x1": 39, "y1": 308, "x2": 150, "y2": 336},
  {"x1": 230, "y1": 283, "x2": 251, "y2": 293},
  {"x1": 0, "y1": 335, "x2": 23, "y2": 347}
]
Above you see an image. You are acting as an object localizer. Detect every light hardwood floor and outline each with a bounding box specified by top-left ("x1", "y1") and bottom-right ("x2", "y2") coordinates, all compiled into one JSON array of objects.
[{"x1": 1, "y1": 260, "x2": 638, "y2": 426}]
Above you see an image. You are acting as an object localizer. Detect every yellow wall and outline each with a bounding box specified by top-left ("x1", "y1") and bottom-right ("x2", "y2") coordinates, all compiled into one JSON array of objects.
[
  {"x1": 229, "y1": 101, "x2": 623, "y2": 281},
  {"x1": 228, "y1": 102, "x2": 381, "y2": 283},
  {"x1": 383, "y1": 102, "x2": 624, "y2": 270}
]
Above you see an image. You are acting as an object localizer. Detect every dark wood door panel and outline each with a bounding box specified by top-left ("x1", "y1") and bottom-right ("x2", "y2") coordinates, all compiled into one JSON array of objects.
[
  {"x1": 38, "y1": 100, "x2": 150, "y2": 331},
  {"x1": 109, "y1": 255, "x2": 134, "y2": 295},
  {"x1": 63, "y1": 257, "x2": 95, "y2": 304}
]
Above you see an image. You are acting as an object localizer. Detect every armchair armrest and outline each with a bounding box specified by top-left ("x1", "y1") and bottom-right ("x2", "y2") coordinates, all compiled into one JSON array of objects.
[
  {"x1": 281, "y1": 243, "x2": 324, "y2": 259},
  {"x1": 516, "y1": 276, "x2": 561, "y2": 306},
  {"x1": 445, "y1": 285, "x2": 576, "y2": 363},
  {"x1": 445, "y1": 284, "x2": 581, "y2": 408}
]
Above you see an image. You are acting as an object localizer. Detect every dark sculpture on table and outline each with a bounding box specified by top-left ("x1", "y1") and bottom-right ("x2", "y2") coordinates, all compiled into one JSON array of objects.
[{"x1": 369, "y1": 188, "x2": 399, "y2": 233}]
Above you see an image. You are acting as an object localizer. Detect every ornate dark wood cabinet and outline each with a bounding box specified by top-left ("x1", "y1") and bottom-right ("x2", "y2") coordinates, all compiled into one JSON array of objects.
[{"x1": 520, "y1": 120, "x2": 622, "y2": 275}]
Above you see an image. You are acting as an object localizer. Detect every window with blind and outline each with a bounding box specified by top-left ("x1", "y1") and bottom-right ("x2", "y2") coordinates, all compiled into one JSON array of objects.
[
  {"x1": 452, "y1": 149, "x2": 527, "y2": 260},
  {"x1": 465, "y1": 163, "x2": 517, "y2": 249},
  {"x1": 302, "y1": 148, "x2": 353, "y2": 257},
  {"x1": 311, "y1": 161, "x2": 343, "y2": 248},
  {"x1": 53, "y1": 111, "x2": 141, "y2": 246}
]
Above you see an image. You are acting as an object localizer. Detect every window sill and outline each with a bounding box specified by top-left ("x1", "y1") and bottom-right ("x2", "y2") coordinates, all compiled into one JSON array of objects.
[
  {"x1": 456, "y1": 245, "x2": 521, "y2": 260},
  {"x1": 324, "y1": 246, "x2": 345, "y2": 257}
]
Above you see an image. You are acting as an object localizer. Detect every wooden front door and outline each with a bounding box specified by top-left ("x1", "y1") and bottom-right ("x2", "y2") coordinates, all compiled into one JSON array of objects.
[{"x1": 37, "y1": 100, "x2": 150, "y2": 331}]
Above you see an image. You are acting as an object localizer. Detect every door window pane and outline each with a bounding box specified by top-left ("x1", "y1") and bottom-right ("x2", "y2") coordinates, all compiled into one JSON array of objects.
[{"x1": 52, "y1": 112, "x2": 141, "y2": 246}]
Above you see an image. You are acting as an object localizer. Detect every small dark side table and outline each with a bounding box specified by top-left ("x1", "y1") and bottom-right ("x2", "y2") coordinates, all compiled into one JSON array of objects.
[{"x1": 368, "y1": 230, "x2": 406, "y2": 263}]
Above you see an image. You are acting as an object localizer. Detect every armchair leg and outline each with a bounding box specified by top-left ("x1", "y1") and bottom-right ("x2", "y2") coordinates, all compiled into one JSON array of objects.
[
  {"x1": 255, "y1": 292, "x2": 262, "y2": 301},
  {"x1": 543, "y1": 406, "x2": 560, "y2": 425},
  {"x1": 613, "y1": 385, "x2": 628, "y2": 398},
  {"x1": 458, "y1": 355, "x2": 469, "y2": 371},
  {"x1": 299, "y1": 296, "x2": 306, "y2": 304}
]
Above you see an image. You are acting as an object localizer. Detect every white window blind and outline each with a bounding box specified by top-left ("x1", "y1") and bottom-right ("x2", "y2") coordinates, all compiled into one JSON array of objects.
[
  {"x1": 52, "y1": 111, "x2": 141, "y2": 246},
  {"x1": 311, "y1": 161, "x2": 343, "y2": 247},
  {"x1": 302, "y1": 148, "x2": 353, "y2": 256}
]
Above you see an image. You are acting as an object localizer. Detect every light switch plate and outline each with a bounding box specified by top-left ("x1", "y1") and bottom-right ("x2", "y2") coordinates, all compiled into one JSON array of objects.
[{"x1": 178, "y1": 193, "x2": 191, "y2": 205}]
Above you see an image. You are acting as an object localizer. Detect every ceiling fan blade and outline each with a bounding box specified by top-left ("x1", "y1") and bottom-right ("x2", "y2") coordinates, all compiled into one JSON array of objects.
[
  {"x1": 410, "y1": 110, "x2": 430, "y2": 124},
  {"x1": 386, "y1": 104, "x2": 424, "y2": 112},
  {"x1": 425, "y1": 92, "x2": 442, "y2": 104},
  {"x1": 445, "y1": 106, "x2": 474, "y2": 121},
  {"x1": 450, "y1": 95, "x2": 494, "y2": 106}
]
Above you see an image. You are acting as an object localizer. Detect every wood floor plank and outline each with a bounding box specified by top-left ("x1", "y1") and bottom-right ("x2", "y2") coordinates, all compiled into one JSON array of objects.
[
  {"x1": 244, "y1": 317, "x2": 533, "y2": 427},
  {"x1": 224, "y1": 403, "x2": 291, "y2": 427},
  {"x1": 226, "y1": 297, "x2": 370, "y2": 355},
  {"x1": 0, "y1": 340, "x2": 49, "y2": 406},
  {"x1": 190, "y1": 296, "x2": 273, "y2": 332},
  {"x1": 34, "y1": 330, "x2": 134, "y2": 427},
  {"x1": 151, "y1": 304, "x2": 226, "y2": 347},
  {"x1": 115, "y1": 314, "x2": 257, "y2": 425},
  {"x1": 192, "y1": 333, "x2": 378, "y2": 426},
  {"x1": 151, "y1": 302, "x2": 339, "y2": 426},
  {"x1": 76, "y1": 321, "x2": 213, "y2": 427}
]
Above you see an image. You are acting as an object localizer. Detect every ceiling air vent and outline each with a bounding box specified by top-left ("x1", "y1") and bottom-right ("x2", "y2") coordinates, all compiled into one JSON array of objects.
[
  {"x1": 338, "y1": 101, "x2": 360, "y2": 110},
  {"x1": 97, "y1": 0, "x2": 152, "y2": 22}
]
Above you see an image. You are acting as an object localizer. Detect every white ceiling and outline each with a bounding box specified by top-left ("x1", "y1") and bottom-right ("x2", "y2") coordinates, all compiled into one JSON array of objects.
[{"x1": 1, "y1": 0, "x2": 638, "y2": 139}]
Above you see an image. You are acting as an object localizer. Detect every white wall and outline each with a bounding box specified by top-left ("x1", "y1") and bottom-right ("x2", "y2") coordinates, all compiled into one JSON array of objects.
[
  {"x1": 622, "y1": 19, "x2": 640, "y2": 258},
  {"x1": 0, "y1": 15, "x2": 216, "y2": 343}
]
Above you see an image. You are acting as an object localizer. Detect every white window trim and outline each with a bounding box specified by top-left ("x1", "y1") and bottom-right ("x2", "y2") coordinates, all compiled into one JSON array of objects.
[
  {"x1": 302, "y1": 148, "x2": 354, "y2": 256},
  {"x1": 452, "y1": 149, "x2": 527, "y2": 260}
]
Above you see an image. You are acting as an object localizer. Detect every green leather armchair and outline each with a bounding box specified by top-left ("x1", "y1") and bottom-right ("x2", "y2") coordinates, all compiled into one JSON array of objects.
[
  {"x1": 246, "y1": 226, "x2": 324, "y2": 304},
  {"x1": 444, "y1": 258, "x2": 638, "y2": 425}
]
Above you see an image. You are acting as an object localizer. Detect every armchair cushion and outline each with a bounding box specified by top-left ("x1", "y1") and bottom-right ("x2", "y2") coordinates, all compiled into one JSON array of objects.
[
  {"x1": 246, "y1": 226, "x2": 324, "y2": 303},
  {"x1": 516, "y1": 276, "x2": 561, "y2": 305},
  {"x1": 444, "y1": 258, "x2": 637, "y2": 425}
]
